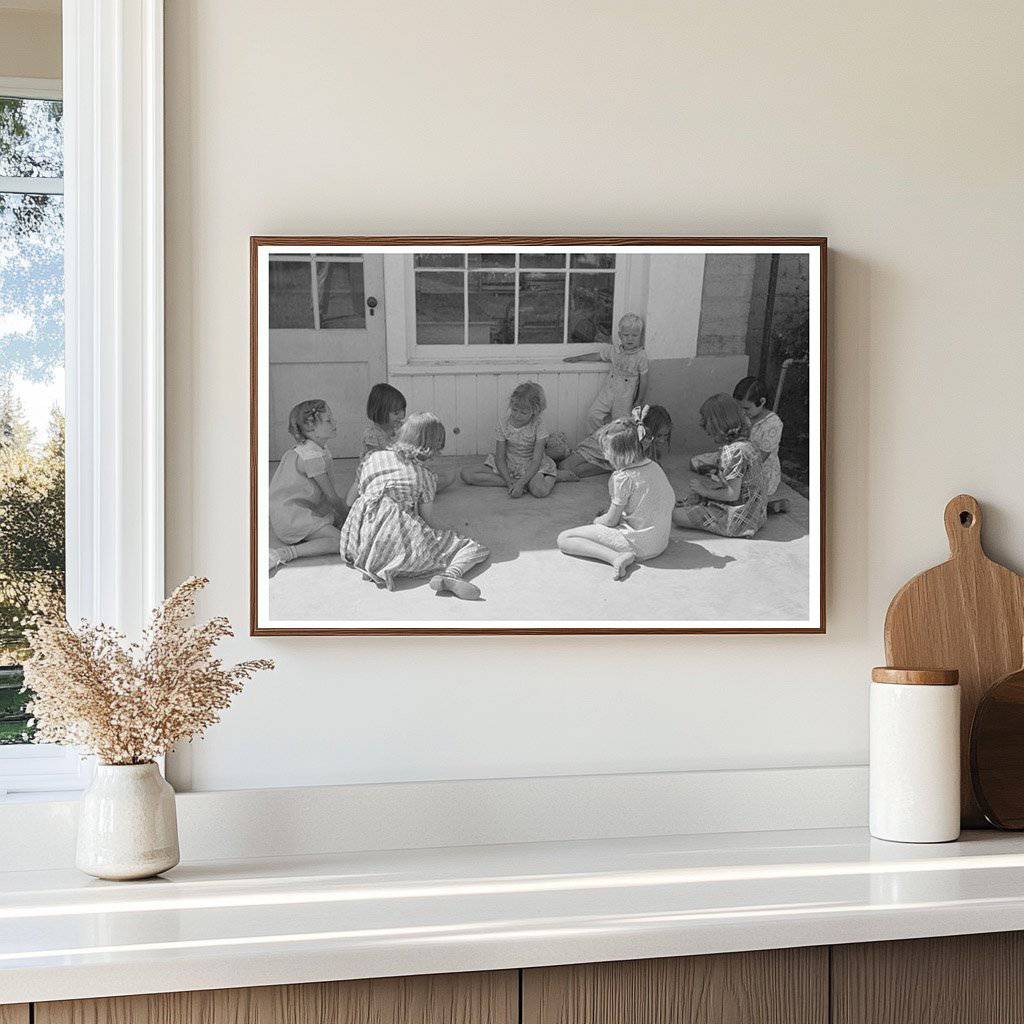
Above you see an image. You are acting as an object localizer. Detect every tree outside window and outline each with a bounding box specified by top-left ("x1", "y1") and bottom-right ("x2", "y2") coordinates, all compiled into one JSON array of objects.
[{"x1": 0, "y1": 93, "x2": 65, "y2": 744}]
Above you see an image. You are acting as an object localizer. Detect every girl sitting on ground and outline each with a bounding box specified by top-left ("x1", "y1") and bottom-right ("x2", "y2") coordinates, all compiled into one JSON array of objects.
[
  {"x1": 556, "y1": 416, "x2": 676, "y2": 580},
  {"x1": 672, "y1": 394, "x2": 769, "y2": 538},
  {"x1": 733, "y1": 375, "x2": 788, "y2": 514},
  {"x1": 269, "y1": 399, "x2": 347, "y2": 575},
  {"x1": 362, "y1": 382, "x2": 407, "y2": 456},
  {"x1": 340, "y1": 413, "x2": 489, "y2": 599},
  {"x1": 461, "y1": 381, "x2": 561, "y2": 498},
  {"x1": 349, "y1": 382, "x2": 455, "y2": 505},
  {"x1": 557, "y1": 404, "x2": 672, "y2": 480}
]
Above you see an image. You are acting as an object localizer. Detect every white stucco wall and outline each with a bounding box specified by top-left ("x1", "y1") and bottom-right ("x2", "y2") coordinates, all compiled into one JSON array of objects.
[{"x1": 165, "y1": 1, "x2": 1024, "y2": 793}]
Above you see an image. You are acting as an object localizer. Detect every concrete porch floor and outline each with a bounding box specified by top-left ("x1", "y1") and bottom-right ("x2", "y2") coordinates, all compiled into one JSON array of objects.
[{"x1": 268, "y1": 452, "x2": 811, "y2": 625}]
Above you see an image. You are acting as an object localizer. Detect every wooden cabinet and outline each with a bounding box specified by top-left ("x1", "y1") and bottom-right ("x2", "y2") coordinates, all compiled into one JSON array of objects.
[
  {"x1": 522, "y1": 948, "x2": 828, "y2": 1024},
  {"x1": 833, "y1": 932, "x2": 1024, "y2": 1024},
  {"x1": 15, "y1": 932, "x2": 1024, "y2": 1024},
  {"x1": 34, "y1": 971, "x2": 517, "y2": 1024}
]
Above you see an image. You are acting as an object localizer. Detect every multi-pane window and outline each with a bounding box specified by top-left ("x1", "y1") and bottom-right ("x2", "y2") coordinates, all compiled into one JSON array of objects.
[
  {"x1": 268, "y1": 254, "x2": 366, "y2": 330},
  {"x1": 0, "y1": 91, "x2": 65, "y2": 747},
  {"x1": 413, "y1": 253, "x2": 616, "y2": 348}
]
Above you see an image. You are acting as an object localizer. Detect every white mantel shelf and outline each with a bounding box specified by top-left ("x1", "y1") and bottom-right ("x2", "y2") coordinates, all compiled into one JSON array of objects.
[{"x1": 5, "y1": 827, "x2": 1024, "y2": 1005}]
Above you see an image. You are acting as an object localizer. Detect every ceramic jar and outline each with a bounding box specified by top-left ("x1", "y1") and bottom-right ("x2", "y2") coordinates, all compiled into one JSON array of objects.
[
  {"x1": 76, "y1": 762, "x2": 180, "y2": 880},
  {"x1": 870, "y1": 667, "x2": 960, "y2": 843}
]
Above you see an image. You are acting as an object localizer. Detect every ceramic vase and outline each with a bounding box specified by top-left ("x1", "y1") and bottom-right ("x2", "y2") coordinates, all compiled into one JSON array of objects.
[{"x1": 76, "y1": 762, "x2": 180, "y2": 880}]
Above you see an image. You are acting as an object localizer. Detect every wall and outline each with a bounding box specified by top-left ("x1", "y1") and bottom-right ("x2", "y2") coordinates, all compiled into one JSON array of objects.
[
  {"x1": 0, "y1": 3, "x2": 61, "y2": 80},
  {"x1": 164, "y1": 1, "x2": 1024, "y2": 792}
]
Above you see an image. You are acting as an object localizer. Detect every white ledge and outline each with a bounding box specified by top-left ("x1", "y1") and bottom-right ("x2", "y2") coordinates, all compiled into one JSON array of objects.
[
  {"x1": 388, "y1": 360, "x2": 610, "y2": 375},
  {"x1": 4, "y1": 827, "x2": 1024, "y2": 1004}
]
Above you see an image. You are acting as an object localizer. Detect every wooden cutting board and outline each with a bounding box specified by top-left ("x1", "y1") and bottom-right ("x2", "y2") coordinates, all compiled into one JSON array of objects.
[{"x1": 884, "y1": 494, "x2": 1024, "y2": 827}]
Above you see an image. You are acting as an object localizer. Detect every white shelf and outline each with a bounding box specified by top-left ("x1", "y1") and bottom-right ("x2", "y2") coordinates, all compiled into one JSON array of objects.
[{"x1": 4, "y1": 826, "x2": 1024, "y2": 1004}]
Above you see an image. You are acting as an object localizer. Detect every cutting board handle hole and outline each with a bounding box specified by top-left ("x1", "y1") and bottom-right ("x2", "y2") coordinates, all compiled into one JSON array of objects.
[{"x1": 960, "y1": 511, "x2": 974, "y2": 527}]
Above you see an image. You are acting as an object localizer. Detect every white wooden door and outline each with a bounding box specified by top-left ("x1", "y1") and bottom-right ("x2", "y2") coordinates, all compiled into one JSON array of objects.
[{"x1": 268, "y1": 254, "x2": 386, "y2": 459}]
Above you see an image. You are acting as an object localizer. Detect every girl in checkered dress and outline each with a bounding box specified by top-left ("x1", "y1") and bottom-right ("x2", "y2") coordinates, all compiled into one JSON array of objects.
[
  {"x1": 672, "y1": 394, "x2": 769, "y2": 539},
  {"x1": 341, "y1": 413, "x2": 489, "y2": 599}
]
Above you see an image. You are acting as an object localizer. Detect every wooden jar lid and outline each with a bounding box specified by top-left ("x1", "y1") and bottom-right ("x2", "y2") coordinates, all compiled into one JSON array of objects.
[{"x1": 871, "y1": 667, "x2": 960, "y2": 686}]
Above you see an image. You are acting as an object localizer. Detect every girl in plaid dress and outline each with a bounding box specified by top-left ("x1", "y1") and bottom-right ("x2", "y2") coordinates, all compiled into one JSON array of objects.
[
  {"x1": 341, "y1": 413, "x2": 489, "y2": 599},
  {"x1": 672, "y1": 394, "x2": 769, "y2": 539}
]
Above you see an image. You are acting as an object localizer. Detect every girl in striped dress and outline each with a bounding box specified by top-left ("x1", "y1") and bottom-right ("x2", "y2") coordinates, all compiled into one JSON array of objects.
[{"x1": 340, "y1": 413, "x2": 489, "y2": 599}]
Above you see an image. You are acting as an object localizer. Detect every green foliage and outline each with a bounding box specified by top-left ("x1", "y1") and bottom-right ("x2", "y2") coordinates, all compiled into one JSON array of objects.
[{"x1": 0, "y1": 391, "x2": 65, "y2": 743}]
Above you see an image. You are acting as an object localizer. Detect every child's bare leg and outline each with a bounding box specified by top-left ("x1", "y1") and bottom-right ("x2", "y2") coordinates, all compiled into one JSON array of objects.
[
  {"x1": 561, "y1": 452, "x2": 606, "y2": 479},
  {"x1": 434, "y1": 465, "x2": 458, "y2": 492},
  {"x1": 528, "y1": 472, "x2": 555, "y2": 498},
  {"x1": 430, "y1": 541, "x2": 489, "y2": 600},
  {"x1": 460, "y1": 466, "x2": 507, "y2": 487},
  {"x1": 557, "y1": 526, "x2": 635, "y2": 579},
  {"x1": 672, "y1": 505, "x2": 710, "y2": 530},
  {"x1": 270, "y1": 524, "x2": 340, "y2": 573}
]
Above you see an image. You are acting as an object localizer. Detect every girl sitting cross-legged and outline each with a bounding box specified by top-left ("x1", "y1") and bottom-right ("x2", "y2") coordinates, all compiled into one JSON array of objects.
[
  {"x1": 461, "y1": 381, "x2": 561, "y2": 498},
  {"x1": 556, "y1": 416, "x2": 676, "y2": 580},
  {"x1": 557, "y1": 404, "x2": 672, "y2": 480},
  {"x1": 340, "y1": 412, "x2": 490, "y2": 600},
  {"x1": 672, "y1": 394, "x2": 769, "y2": 538}
]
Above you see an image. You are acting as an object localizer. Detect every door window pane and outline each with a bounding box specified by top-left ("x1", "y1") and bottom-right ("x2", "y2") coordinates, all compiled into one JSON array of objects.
[
  {"x1": 518, "y1": 273, "x2": 564, "y2": 344},
  {"x1": 269, "y1": 260, "x2": 314, "y2": 328},
  {"x1": 415, "y1": 271, "x2": 464, "y2": 344},
  {"x1": 0, "y1": 97, "x2": 63, "y2": 178},
  {"x1": 468, "y1": 272, "x2": 515, "y2": 345},
  {"x1": 570, "y1": 253, "x2": 615, "y2": 270},
  {"x1": 520, "y1": 253, "x2": 567, "y2": 269},
  {"x1": 568, "y1": 272, "x2": 615, "y2": 345},
  {"x1": 467, "y1": 253, "x2": 514, "y2": 269},
  {"x1": 414, "y1": 253, "x2": 464, "y2": 268},
  {"x1": 316, "y1": 260, "x2": 365, "y2": 328}
]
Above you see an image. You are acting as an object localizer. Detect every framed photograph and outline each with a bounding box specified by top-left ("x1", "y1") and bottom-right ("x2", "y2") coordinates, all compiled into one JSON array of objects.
[{"x1": 250, "y1": 236, "x2": 826, "y2": 635}]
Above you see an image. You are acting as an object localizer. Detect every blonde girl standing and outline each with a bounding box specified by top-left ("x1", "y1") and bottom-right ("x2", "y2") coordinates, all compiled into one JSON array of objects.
[
  {"x1": 672, "y1": 394, "x2": 769, "y2": 538},
  {"x1": 341, "y1": 413, "x2": 489, "y2": 599},
  {"x1": 564, "y1": 312, "x2": 650, "y2": 432},
  {"x1": 461, "y1": 382, "x2": 560, "y2": 498},
  {"x1": 269, "y1": 399, "x2": 347, "y2": 574},
  {"x1": 557, "y1": 417, "x2": 676, "y2": 579}
]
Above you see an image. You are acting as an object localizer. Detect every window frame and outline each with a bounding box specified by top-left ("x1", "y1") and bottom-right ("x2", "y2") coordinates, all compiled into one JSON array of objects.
[
  {"x1": 388, "y1": 252, "x2": 637, "y2": 369},
  {"x1": 0, "y1": 0, "x2": 165, "y2": 801}
]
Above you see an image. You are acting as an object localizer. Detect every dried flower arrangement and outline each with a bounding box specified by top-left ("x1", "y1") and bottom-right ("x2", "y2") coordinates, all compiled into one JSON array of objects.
[{"x1": 22, "y1": 577, "x2": 273, "y2": 765}]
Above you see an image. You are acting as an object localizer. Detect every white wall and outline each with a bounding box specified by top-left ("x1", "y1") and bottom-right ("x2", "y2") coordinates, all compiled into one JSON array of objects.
[
  {"x1": 0, "y1": 4, "x2": 61, "y2": 80},
  {"x1": 164, "y1": 1, "x2": 1024, "y2": 792}
]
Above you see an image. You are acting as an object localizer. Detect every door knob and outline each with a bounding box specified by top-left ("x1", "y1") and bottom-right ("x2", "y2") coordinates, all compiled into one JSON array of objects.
[{"x1": 367, "y1": 296, "x2": 378, "y2": 317}]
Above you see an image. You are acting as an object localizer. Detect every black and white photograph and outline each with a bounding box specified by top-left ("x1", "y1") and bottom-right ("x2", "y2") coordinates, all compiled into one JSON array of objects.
[{"x1": 251, "y1": 238, "x2": 824, "y2": 634}]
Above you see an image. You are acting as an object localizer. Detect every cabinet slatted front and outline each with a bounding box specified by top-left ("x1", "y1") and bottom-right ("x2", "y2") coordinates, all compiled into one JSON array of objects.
[
  {"x1": 34, "y1": 972, "x2": 518, "y2": 1024},
  {"x1": 17, "y1": 933, "x2": 1024, "y2": 1024},
  {"x1": 832, "y1": 932, "x2": 1024, "y2": 1024},
  {"x1": 522, "y1": 948, "x2": 828, "y2": 1024}
]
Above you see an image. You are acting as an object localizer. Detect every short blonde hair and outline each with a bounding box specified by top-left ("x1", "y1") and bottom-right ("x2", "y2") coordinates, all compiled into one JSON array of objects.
[
  {"x1": 393, "y1": 412, "x2": 446, "y2": 462},
  {"x1": 597, "y1": 418, "x2": 644, "y2": 470},
  {"x1": 288, "y1": 399, "x2": 329, "y2": 441},
  {"x1": 618, "y1": 312, "x2": 645, "y2": 338},
  {"x1": 508, "y1": 381, "x2": 547, "y2": 416}
]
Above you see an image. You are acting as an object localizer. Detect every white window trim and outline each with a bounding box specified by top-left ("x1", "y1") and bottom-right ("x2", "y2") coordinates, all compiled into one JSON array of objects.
[
  {"x1": 0, "y1": 2, "x2": 165, "y2": 800},
  {"x1": 387, "y1": 253, "x2": 646, "y2": 374}
]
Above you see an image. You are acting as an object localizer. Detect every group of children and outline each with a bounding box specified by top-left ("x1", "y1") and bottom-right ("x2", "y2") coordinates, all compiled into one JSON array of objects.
[{"x1": 269, "y1": 313, "x2": 787, "y2": 600}]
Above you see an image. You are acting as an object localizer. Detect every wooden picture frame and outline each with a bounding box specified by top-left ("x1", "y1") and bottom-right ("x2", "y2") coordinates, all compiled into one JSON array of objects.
[{"x1": 251, "y1": 236, "x2": 827, "y2": 635}]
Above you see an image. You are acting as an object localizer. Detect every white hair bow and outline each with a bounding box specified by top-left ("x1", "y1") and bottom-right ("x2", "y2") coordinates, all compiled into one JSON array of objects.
[{"x1": 631, "y1": 404, "x2": 650, "y2": 442}]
